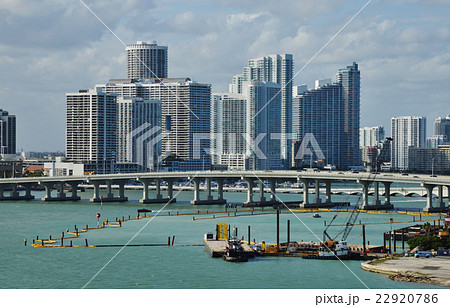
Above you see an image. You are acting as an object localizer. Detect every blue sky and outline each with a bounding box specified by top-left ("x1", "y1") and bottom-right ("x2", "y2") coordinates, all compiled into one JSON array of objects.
[{"x1": 0, "y1": 0, "x2": 449, "y2": 151}]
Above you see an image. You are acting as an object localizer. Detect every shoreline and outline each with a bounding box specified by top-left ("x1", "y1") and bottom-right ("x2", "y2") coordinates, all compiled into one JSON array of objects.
[{"x1": 361, "y1": 257, "x2": 450, "y2": 287}]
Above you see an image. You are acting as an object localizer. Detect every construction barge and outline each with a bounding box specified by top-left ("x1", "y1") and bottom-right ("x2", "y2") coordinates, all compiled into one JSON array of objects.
[{"x1": 203, "y1": 222, "x2": 379, "y2": 261}]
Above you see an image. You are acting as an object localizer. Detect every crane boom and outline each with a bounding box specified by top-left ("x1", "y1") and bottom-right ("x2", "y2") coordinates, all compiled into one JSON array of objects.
[
  {"x1": 341, "y1": 209, "x2": 360, "y2": 241},
  {"x1": 322, "y1": 214, "x2": 338, "y2": 242}
]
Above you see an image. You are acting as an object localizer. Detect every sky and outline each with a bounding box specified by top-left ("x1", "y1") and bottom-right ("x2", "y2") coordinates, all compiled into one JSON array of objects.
[{"x1": 0, "y1": 0, "x2": 449, "y2": 152}]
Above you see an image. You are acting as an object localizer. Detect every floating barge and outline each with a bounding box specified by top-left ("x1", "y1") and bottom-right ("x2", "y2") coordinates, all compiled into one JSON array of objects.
[{"x1": 203, "y1": 223, "x2": 254, "y2": 259}]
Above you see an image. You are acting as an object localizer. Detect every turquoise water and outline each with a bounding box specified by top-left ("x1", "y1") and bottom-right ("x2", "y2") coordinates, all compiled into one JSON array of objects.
[{"x1": 0, "y1": 188, "x2": 446, "y2": 289}]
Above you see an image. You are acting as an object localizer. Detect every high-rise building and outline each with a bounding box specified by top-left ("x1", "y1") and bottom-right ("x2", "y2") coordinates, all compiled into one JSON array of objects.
[
  {"x1": 212, "y1": 81, "x2": 282, "y2": 170},
  {"x1": 211, "y1": 93, "x2": 247, "y2": 169},
  {"x1": 360, "y1": 126, "x2": 385, "y2": 147},
  {"x1": 65, "y1": 88, "x2": 117, "y2": 174},
  {"x1": 117, "y1": 97, "x2": 162, "y2": 171},
  {"x1": 126, "y1": 41, "x2": 168, "y2": 80},
  {"x1": 426, "y1": 135, "x2": 447, "y2": 148},
  {"x1": 292, "y1": 81, "x2": 344, "y2": 168},
  {"x1": 391, "y1": 116, "x2": 426, "y2": 170},
  {"x1": 433, "y1": 115, "x2": 450, "y2": 142},
  {"x1": 337, "y1": 62, "x2": 361, "y2": 168},
  {"x1": 149, "y1": 78, "x2": 211, "y2": 170},
  {"x1": 99, "y1": 78, "x2": 211, "y2": 171},
  {"x1": 292, "y1": 63, "x2": 361, "y2": 169},
  {"x1": 0, "y1": 109, "x2": 16, "y2": 155},
  {"x1": 230, "y1": 54, "x2": 293, "y2": 168}
]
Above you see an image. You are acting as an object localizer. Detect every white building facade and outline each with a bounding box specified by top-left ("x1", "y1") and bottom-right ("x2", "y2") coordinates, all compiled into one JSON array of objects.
[
  {"x1": 126, "y1": 41, "x2": 168, "y2": 79},
  {"x1": 117, "y1": 97, "x2": 162, "y2": 171},
  {"x1": 391, "y1": 116, "x2": 426, "y2": 170},
  {"x1": 229, "y1": 54, "x2": 293, "y2": 168},
  {"x1": 212, "y1": 81, "x2": 282, "y2": 170},
  {"x1": 65, "y1": 88, "x2": 117, "y2": 174}
]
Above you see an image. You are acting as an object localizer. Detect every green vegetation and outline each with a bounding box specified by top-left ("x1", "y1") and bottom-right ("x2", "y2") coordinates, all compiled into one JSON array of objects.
[
  {"x1": 407, "y1": 236, "x2": 450, "y2": 251},
  {"x1": 369, "y1": 256, "x2": 401, "y2": 266}
]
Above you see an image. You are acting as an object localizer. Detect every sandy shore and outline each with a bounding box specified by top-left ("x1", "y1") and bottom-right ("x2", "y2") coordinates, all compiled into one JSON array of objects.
[{"x1": 361, "y1": 256, "x2": 450, "y2": 287}]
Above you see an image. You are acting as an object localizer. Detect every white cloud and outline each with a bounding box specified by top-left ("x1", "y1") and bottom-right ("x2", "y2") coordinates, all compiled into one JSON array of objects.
[{"x1": 0, "y1": 0, "x2": 449, "y2": 150}]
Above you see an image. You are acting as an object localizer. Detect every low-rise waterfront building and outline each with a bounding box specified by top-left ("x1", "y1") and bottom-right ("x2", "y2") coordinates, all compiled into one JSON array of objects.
[{"x1": 408, "y1": 145, "x2": 450, "y2": 174}]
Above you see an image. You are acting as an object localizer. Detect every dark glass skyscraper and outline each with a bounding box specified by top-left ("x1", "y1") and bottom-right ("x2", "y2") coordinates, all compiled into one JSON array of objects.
[
  {"x1": 293, "y1": 63, "x2": 361, "y2": 169},
  {"x1": 337, "y1": 62, "x2": 361, "y2": 168},
  {"x1": 0, "y1": 109, "x2": 16, "y2": 155}
]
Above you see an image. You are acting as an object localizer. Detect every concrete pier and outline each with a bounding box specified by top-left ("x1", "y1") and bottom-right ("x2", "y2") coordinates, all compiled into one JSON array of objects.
[
  {"x1": 89, "y1": 179, "x2": 128, "y2": 203},
  {"x1": 190, "y1": 177, "x2": 226, "y2": 205}
]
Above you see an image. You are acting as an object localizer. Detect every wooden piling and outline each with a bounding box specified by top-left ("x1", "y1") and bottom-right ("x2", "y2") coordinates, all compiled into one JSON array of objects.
[
  {"x1": 85, "y1": 239, "x2": 88, "y2": 247},
  {"x1": 172, "y1": 236, "x2": 175, "y2": 246},
  {"x1": 401, "y1": 228, "x2": 405, "y2": 250},
  {"x1": 70, "y1": 240, "x2": 72, "y2": 247},
  {"x1": 276, "y1": 209, "x2": 280, "y2": 250},
  {"x1": 362, "y1": 225, "x2": 366, "y2": 255},
  {"x1": 287, "y1": 220, "x2": 290, "y2": 246},
  {"x1": 248, "y1": 225, "x2": 251, "y2": 245},
  {"x1": 389, "y1": 231, "x2": 392, "y2": 255},
  {"x1": 24, "y1": 239, "x2": 27, "y2": 246},
  {"x1": 393, "y1": 230, "x2": 396, "y2": 253},
  {"x1": 168, "y1": 237, "x2": 171, "y2": 246}
]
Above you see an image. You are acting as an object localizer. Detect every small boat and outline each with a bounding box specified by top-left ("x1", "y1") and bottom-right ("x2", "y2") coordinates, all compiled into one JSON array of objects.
[
  {"x1": 223, "y1": 238, "x2": 248, "y2": 262},
  {"x1": 302, "y1": 240, "x2": 363, "y2": 260},
  {"x1": 313, "y1": 213, "x2": 321, "y2": 218}
]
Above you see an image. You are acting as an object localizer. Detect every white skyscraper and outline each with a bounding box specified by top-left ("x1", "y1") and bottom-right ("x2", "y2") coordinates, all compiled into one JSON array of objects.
[
  {"x1": 211, "y1": 93, "x2": 247, "y2": 169},
  {"x1": 391, "y1": 116, "x2": 426, "y2": 170},
  {"x1": 212, "y1": 81, "x2": 282, "y2": 170},
  {"x1": 126, "y1": 41, "x2": 168, "y2": 80},
  {"x1": 65, "y1": 88, "x2": 117, "y2": 174},
  {"x1": 99, "y1": 78, "x2": 211, "y2": 170},
  {"x1": 230, "y1": 54, "x2": 293, "y2": 168},
  {"x1": 360, "y1": 126, "x2": 385, "y2": 147},
  {"x1": 117, "y1": 97, "x2": 162, "y2": 171}
]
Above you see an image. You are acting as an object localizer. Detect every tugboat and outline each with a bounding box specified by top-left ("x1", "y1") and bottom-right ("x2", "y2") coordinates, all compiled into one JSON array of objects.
[
  {"x1": 312, "y1": 213, "x2": 321, "y2": 218},
  {"x1": 223, "y1": 238, "x2": 248, "y2": 262},
  {"x1": 302, "y1": 240, "x2": 363, "y2": 260}
]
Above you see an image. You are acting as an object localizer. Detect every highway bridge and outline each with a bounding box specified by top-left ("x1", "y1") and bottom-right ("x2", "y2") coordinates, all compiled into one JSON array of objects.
[{"x1": 0, "y1": 171, "x2": 449, "y2": 212}]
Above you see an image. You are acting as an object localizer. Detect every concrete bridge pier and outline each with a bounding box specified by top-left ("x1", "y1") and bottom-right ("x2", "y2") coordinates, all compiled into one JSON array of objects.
[
  {"x1": 258, "y1": 180, "x2": 266, "y2": 203},
  {"x1": 269, "y1": 179, "x2": 277, "y2": 202},
  {"x1": 89, "y1": 180, "x2": 128, "y2": 203},
  {"x1": 314, "y1": 179, "x2": 321, "y2": 204},
  {"x1": 90, "y1": 181, "x2": 101, "y2": 202},
  {"x1": 206, "y1": 178, "x2": 213, "y2": 201},
  {"x1": 299, "y1": 178, "x2": 310, "y2": 208},
  {"x1": 20, "y1": 183, "x2": 35, "y2": 200},
  {"x1": 372, "y1": 181, "x2": 381, "y2": 207},
  {"x1": 190, "y1": 177, "x2": 226, "y2": 205},
  {"x1": 217, "y1": 178, "x2": 225, "y2": 201},
  {"x1": 0, "y1": 183, "x2": 35, "y2": 201},
  {"x1": 138, "y1": 178, "x2": 174, "y2": 204},
  {"x1": 437, "y1": 185, "x2": 445, "y2": 210},
  {"x1": 423, "y1": 183, "x2": 447, "y2": 213},
  {"x1": 41, "y1": 182, "x2": 55, "y2": 201},
  {"x1": 358, "y1": 180, "x2": 371, "y2": 209},
  {"x1": 360, "y1": 181, "x2": 394, "y2": 210},
  {"x1": 243, "y1": 178, "x2": 254, "y2": 206},
  {"x1": 67, "y1": 181, "x2": 82, "y2": 201},
  {"x1": 324, "y1": 180, "x2": 332, "y2": 203}
]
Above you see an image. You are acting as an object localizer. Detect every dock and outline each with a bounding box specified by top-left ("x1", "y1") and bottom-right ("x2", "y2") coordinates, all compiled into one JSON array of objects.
[{"x1": 203, "y1": 239, "x2": 254, "y2": 258}]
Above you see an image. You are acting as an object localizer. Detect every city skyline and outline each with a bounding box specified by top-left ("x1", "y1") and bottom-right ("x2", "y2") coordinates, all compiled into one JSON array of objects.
[{"x1": 0, "y1": 1, "x2": 449, "y2": 151}]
